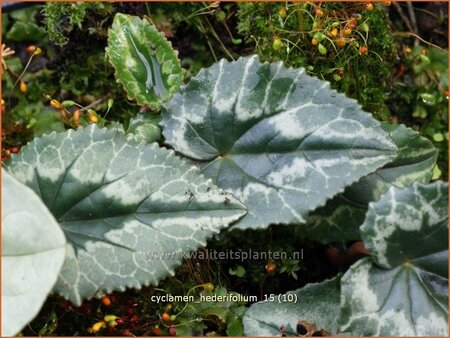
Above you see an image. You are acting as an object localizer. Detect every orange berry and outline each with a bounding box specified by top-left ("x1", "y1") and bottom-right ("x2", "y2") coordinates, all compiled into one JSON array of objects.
[
  {"x1": 19, "y1": 80, "x2": 27, "y2": 93},
  {"x1": 335, "y1": 37, "x2": 346, "y2": 48},
  {"x1": 161, "y1": 313, "x2": 171, "y2": 322},
  {"x1": 102, "y1": 294, "x2": 112, "y2": 306},
  {"x1": 265, "y1": 261, "x2": 276, "y2": 274},
  {"x1": 314, "y1": 8, "x2": 324, "y2": 17},
  {"x1": 87, "y1": 110, "x2": 98, "y2": 123},
  {"x1": 348, "y1": 20, "x2": 357, "y2": 29},
  {"x1": 2, "y1": 149, "x2": 11, "y2": 161},
  {"x1": 311, "y1": 38, "x2": 319, "y2": 46},
  {"x1": 73, "y1": 108, "x2": 81, "y2": 127},
  {"x1": 50, "y1": 99, "x2": 63, "y2": 109},
  {"x1": 25, "y1": 45, "x2": 37, "y2": 54},
  {"x1": 343, "y1": 28, "x2": 352, "y2": 36},
  {"x1": 330, "y1": 28, "x2": 338, "y2": 38},
  {"x1": 366, "y1": 3, "x2": 374, "y2": 11},
  {"x1": 359, "y1": 46, "x2": 368, "y2": 55}
]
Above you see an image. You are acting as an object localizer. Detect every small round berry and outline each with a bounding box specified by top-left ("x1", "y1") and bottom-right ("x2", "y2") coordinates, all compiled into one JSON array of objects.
[
  {"x1": 314, "y1": 8, "x2": 324, "y2": 17},
  {"x1": 272, "y1": 37, "x2": 283, "y2": 51},
  {"x1": 265, "y1": 261, "x2": 276, "y2": 274},
  {"x1": 161, "y1": 313, "x2": 171, "y2": 322},
  {"x1": 19, "y1": 80, "x2": 27, "y2": 93},
  {"x1": 330, "y1": 28, "x2": 338, "y2": 38},
  {"x1": 25, "y1": 45, "x2": 37, "y2": 54},
  {"x1": 203, "y1": 283, "x2": 214, "y2": 292},
  {"x1": 101, "y1": 294, "x2": 112, "y2": 306},
  {"x1": 335, "y1": 38, "x2": 346, "y2": 48},
  {"x1": 359, "y1": 46, "x2": 368, "y2": 55},
  {"x1": 10, "y1": 146, "x2": 20, "y2": 154}
]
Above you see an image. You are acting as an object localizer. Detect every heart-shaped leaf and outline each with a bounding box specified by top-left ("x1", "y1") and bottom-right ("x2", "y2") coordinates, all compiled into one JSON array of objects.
[
  {"x1": 305, "y1": 123, "x2": 438, "y2": 243},
  {"x1": 2, "y1": 170, "x2": 67, "y2": 336},
  {"x1": 161, "y1": 55, "x2": 397, "y2": 230},
  {"x1": 243, "y1": 276, "x2": 341, "y2": 336},
  {"x1": 4, "y1": 125, "x2": 246, "y2": 305},
  {"x1": 339, "y1": 181, "x2": 448, "y2": 335},
  {"x1": 106, "y1": 13, "x2": 183, "y2": 109}
]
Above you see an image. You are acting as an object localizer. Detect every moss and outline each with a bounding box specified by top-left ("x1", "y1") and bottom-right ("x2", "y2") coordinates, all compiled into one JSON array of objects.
[{"x1": 236, "y1": 2, "x2": 397, "y2": 120}]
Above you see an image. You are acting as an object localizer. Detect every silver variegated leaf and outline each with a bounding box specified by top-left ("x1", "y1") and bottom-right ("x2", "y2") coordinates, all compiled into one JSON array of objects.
[
  {"x1": 106, "y1": 13, "x2": 183, "y2": 109},
  {"x1": 161, "y1": 55, "x2": 397, "y2": 230},
  {"x1": 339, "y1": 181, "x2": 448, "y2": 336},
  {"x1": 2, "y1": 170, "x2": 67, "y2": 336},
  {"x1": 4, "y1": 125, "x2": 246, "y2": 305},
  {"x1": 243, "y1": 276, "x2": 341, "y2": 336},
  {"x1": 127, "y1": 112, "x2": 161, "y2": 143},
  {"x1": 305, "y1": 123, "x2": 438, "y2": 243}
]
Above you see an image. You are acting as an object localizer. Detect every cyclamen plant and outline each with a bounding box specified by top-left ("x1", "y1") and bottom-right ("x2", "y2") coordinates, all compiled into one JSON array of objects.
[{"x1": 2, "y1": 13, "x2": 447, "y2": 336}]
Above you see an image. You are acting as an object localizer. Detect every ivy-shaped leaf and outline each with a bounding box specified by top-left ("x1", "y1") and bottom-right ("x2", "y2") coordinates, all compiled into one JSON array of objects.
[
  {"x1": 161, "y1": 55, "x2": 397, "y2": 230},
  {"x1": 243, "y1": 276, "x2": 341, "y2": 336},
  {"x1": 2, "y1": 170, "x2": 67, "y2": 336},
  {"x1": 4, "y1": 125, "x2": 246, "y2": 305},
  {"x1": 127, "y1": 112, "x2": 161, "y2": 143},
  {"x1": 6, "y1": 21, "x2": 46, "y2": 42},
  {"x1": 305, "y1": 123, "x2": 438, "y2": 243},
  {"x1": 106, "y1": 13, "x2": 183, "y2": 109},
  {"x1": 339, "y1": 181, "x2": 448, "y2": 335}
]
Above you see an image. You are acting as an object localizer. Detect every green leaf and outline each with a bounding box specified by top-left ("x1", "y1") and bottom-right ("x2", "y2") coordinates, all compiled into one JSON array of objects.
[
  {"x1": 227, "y1": 317, "x2": 244, "y2": 336},
  {"x1": 106, "y1": 13, "x2": 183, "y2": 110},
  {"x1": 229, "y1": 265, "x2": 246, "y2": 277},
  {"x1": 1, "y1": 170, "x2": 66, "y2": 336},
  {"x1": 127, "y1": 112, "x2": 161, "y2": 143},
  {"x1": 161, "y1": 56, "x2": 397, "y2": 230},
  {"x1": 243, "y1": 275, "x2": 341, "y2": 336},
  {"x1": 4, "y1": 125, "x2": 246, "y2": 305},
  {"x1": 305, "y1": 123, "x2": 437, "y2": 243},
  {"x1": 6, "y1": 21, "x2": 46, "y2": 42},
  {"x1": 339, "y1": 182, "x2": 448, "y2": 335}
]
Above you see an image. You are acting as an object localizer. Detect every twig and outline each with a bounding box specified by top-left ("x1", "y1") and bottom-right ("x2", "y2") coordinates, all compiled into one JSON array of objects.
[
  {"x1": 393, "y1": 2, "x2": 414, "y2": 34},
  {"x1": 392, "y1": 32, "x2": 446, "y2": 52},
  {"x1": 80, "y1": 96, "x2": 109, "y2": 112},
  {"x1": 406, "y1": 2, "x2": 419, "y2": 46}
]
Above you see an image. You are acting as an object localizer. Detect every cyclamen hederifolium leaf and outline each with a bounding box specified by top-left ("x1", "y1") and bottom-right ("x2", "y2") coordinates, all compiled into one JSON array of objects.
[
  {"x1": 106, "y1": 13, "x2": 183, "y2": 109},
  {"x1": 243, "y1": 276, "x2": 341, "y2": 336},
  {"x1": 339, "y1": 182, "x2": 448, "y2": 336},
  {"x1": 4, "y1": 125, "x2": 246, "y2": 306},
  {"x1": 127, "y1": 112, "x2": 161, "y2": 143},
  {"x1": 2, "y1": 170, "x2": 66, "y2": 336},
  {"x1": 161, "y1": 55, "x2": 397, "y2": 230},
  {"x1": 305, "y1": 123, "x2": 438, "y2": 243}
]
